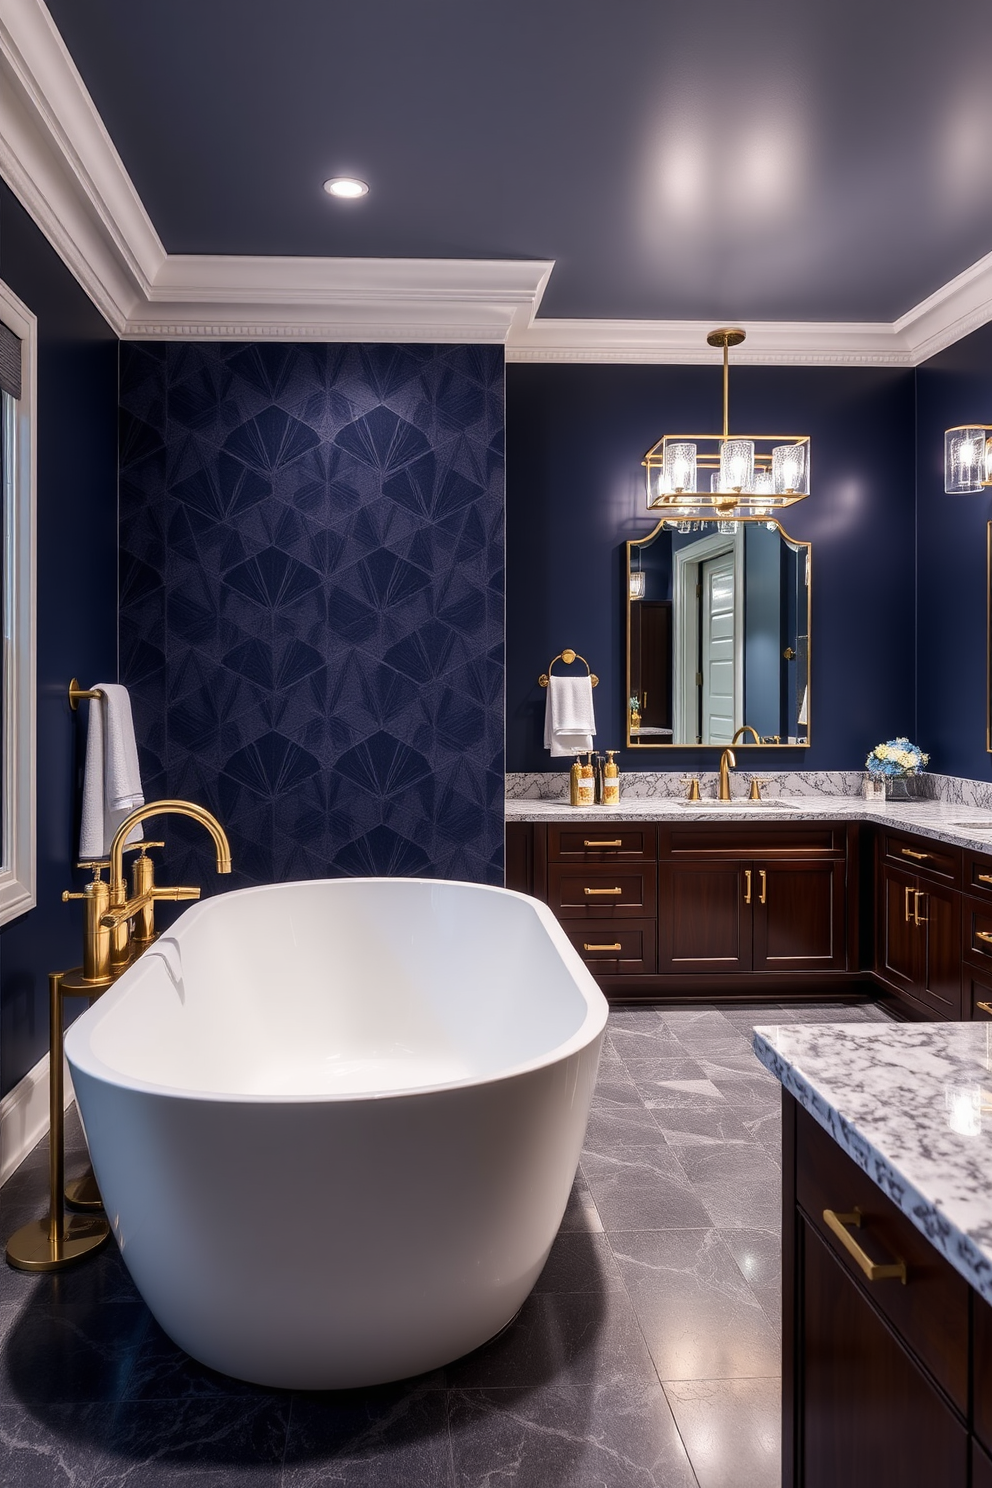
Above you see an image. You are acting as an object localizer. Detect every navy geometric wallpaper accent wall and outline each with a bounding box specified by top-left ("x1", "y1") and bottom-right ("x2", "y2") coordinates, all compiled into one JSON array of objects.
[{"x1": 119, "y1": 342, "x2": 504, "y2": 891}]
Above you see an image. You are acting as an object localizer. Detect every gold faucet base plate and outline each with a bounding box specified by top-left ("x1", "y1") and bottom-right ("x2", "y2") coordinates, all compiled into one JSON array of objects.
[
  {"x1": 65, "y1": 1169, "x2": 103, "y2": 1212},
  {"x1": 5, "y1": 1214, "x2": 110, "y2": 1272}
]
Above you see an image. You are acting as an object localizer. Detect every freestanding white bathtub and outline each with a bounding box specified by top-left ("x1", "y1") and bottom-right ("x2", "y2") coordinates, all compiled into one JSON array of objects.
[{"x1": 65, "y1": 878, "x2": 607, "y2": 1389}]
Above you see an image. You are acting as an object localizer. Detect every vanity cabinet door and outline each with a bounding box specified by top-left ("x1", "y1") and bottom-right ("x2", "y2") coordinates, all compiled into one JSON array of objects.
[
  {"x1": 800, "y1": 1219, "x2": 968, "y2": 1488},
  {"x1": 752, "y1": 858, "x2": 847, "y2": 973},
  {"x1": 877, "y1": 863, "x2": 923, "y2": 995},
  {"x1": 657, "y1": 860, "x2": 751, "y2": 972},
  {"x1": 916, "y1": 880, "x2": 962, "y2": 1019}
]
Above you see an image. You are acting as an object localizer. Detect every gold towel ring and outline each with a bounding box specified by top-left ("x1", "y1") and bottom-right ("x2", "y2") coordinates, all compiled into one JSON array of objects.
[{"x1": 538, "y1": 649, "x2": 599, "y2": 688}]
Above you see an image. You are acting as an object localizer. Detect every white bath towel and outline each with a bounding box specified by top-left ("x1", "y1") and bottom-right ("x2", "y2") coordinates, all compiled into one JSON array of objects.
[
  {"x1": 543, "y1": 674, "x2": 596, "y2": 757},
  {"x1": 79, "y1": 684, "x2": 144, "y2": 860}
]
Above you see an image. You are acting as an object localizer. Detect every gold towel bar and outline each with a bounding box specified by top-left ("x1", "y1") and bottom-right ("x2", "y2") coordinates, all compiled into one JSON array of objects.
[
  {"x1": 538, "y1": 648, "x2": 599, "y2": 689},
  {"x1": 68, "y1": 678, "x2": 104, "y2": 711}
]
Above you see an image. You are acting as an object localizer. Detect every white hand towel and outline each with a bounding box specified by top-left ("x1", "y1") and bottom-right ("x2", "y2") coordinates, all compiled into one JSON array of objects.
[
  {"x1": 543, "y1": 674, "x2": 596, "y2": 757},
  {"x1": 79, "y1": 684, "x2": 145, "y2": 860}
]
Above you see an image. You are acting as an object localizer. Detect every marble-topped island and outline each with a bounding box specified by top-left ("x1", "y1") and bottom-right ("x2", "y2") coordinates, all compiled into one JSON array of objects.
[{"x1": 753, "y1": 1020, "x2": 992, "y2": 1299}]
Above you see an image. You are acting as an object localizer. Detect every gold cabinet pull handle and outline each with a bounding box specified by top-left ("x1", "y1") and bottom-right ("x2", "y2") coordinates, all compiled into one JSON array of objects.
[
  {"x1": 977, "y1": 932, "x2": 992, "y2": 946},
  {"x1": 583, "y1": 942, "x2": 622, "y2": 952},
  {"x1": 744, "y1": 869, "x2": 752, "y2": 905},
  {"x1": 584, "y1": 886, "x2": 622, "y2": 896},
  {"x1": 977, "y1": 1001, "x2": 992, "y2": 1015},
  {"x1": 759, "y1": 869, "x2": 767, "y2": 905},
  {"x1": 583, "y1": 839, "x2": 623, "y2": 848},
  {"x1": 979, "y1": 874, "x2": 992, "y2": 886},
  {"x1": 823, "y1": 1208, "x2": 907, "y2": 1284},
  {"x1": 904, "y1": 885, "x2": 914, "y2": 924},
  {"x1": 914, "y1": 890, "x2": 927, "y2": 926},
  {"x1": 901, "y1": 847, "x2": 931, "y2": 861}
]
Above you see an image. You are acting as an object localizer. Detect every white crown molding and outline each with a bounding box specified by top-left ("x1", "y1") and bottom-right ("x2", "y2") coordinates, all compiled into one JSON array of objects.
[{"x1": 3, "y1": 0, "x2": 992, "y2": 361}]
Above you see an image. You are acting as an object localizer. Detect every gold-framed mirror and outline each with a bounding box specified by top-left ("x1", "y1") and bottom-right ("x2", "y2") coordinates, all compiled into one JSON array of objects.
[{"x1": 626, "y1": 517, "x2": 810, "y2": 748}]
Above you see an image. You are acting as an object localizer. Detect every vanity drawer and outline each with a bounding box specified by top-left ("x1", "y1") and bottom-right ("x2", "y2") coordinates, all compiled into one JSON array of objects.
[
  {"x1": 548, "y1": 825, "x2": 656, "y2": 862},
  {"x1": 963, "y1": 896, "x2": 992, "y2": 968},
  {"x1": 796, "y1": 1104, "x2": 969, "y2": 1413},
  {"x1": 882, "y1": 832, "x2": 960, "y2": 886},
  {"x1": 966, "y1": 852, "x2": 992, "y2": 900},
  {"x1": 663, "y1": 822, "x2": 844, "y2": 857},
  {"x1": 565, "y1": 919, "x2": 657, "y2": 975},
  {"x1": 548, "y1": 864, "x2": 657, "y2": 918},
  {"x1": 968, "y1": 971, "x2": 992, "y2": 1021}
]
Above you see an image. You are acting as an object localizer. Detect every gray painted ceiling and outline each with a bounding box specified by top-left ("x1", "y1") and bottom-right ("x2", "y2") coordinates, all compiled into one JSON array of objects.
[{"x1": 45, "y1": 0, "x2": 992, "y2": 323}]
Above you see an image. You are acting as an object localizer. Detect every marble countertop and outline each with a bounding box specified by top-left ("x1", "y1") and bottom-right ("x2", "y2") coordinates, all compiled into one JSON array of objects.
[
  {"x1": 753, "y1": 1021, "x2": 992, "y2": 1300},
  {"x1": 504, "y1": 797, "x2": 992, "y2": 855}
]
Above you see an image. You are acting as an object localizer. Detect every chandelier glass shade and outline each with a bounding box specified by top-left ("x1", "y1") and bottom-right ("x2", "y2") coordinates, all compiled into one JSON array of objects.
[
  {"x1": 944, "y1": 426, "x2": 992, "y2": 493},
  {"x1": 644, "y1": 328, "x2": 811, "y2": 519}
]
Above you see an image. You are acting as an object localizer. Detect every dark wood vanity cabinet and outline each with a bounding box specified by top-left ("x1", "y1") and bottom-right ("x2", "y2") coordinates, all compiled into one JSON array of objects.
[
  {"x1": 873, "y1": 829, "x2": 968, "y2": 1020},
  {"x1": 784, "y1": 1095, "x2": 978, "y2": 1488},
  {"x1": 508, "y1": 818, "x2": 859, "y2": 1000}
]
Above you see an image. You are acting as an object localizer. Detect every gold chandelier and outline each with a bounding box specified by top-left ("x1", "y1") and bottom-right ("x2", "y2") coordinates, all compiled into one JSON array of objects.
[{"x1": 643, "y1": 328, "x2": 811, "y2": 519}]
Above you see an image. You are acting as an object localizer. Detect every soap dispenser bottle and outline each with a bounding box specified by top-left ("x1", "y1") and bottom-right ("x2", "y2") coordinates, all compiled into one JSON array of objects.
[
  {"x1": 603, "y1": 750, "x2": 620, "y2": 805},
  {"x1": 569, "y1": 755, "x2": 583, "y2": 806},
  {"x1": 577, "y1": 754, "x2": 595, "y2": 808},
  {"x1": 591, "y1": 751, "x2": 603, "y2": 805}
]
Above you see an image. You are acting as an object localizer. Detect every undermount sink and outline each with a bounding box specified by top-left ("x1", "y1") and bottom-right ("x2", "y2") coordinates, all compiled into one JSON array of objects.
[{"x1": 675, "y1": 798, "x2": 803, "y2": 810}]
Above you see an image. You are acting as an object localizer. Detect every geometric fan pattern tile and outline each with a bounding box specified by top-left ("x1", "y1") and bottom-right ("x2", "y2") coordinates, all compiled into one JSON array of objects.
[{"x1": 119, "y1": 342, "x2": 504, "y2": 891}]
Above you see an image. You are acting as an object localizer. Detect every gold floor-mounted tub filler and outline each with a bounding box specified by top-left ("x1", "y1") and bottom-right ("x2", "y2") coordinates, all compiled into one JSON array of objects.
[{"x1": 5, "y1": 773, "x2": 232, "y2": 1273}]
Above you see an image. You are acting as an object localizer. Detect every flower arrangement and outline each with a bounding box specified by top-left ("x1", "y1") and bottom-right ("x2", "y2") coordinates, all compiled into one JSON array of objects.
[{"x1": 865, "y1": 737, "x2": 929, "y2": 779}]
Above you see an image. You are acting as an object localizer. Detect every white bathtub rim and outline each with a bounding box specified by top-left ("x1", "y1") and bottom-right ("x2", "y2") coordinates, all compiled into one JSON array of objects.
[{"x1": 64, "y1": 876, "x2": 609, "y2": 1105}]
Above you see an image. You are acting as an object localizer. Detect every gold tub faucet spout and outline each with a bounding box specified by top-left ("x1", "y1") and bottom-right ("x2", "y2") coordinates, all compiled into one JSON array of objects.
[
  {"x1": 103, "y1": 800, "x2": 232, "y2": 974},
  {"x1": 718, "y1": 748, "x2": 736, "y2": 801}
]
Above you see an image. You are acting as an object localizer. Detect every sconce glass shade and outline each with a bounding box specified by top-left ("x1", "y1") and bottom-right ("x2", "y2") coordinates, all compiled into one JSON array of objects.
[
  {"x1": 629, "y1": 570, "x2": 646, "y2": 600},
  {"x1": 945, "y1": 426, "x2": 992, "y2": 493},
  {"x1": 773, "y1": 442, "x2": 808, "y2": 496},
  {"x1": 720, "y1": 439, "x2": 754, "y2": 493}
]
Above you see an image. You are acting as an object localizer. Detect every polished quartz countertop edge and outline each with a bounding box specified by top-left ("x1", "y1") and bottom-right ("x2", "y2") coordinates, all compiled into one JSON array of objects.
[
  {"x1": 504, "y1": 797, "x2": 992, "y2": 855},
  {"x1": 752, "y1": 1022, "x2": 992, "y2": 1301}
]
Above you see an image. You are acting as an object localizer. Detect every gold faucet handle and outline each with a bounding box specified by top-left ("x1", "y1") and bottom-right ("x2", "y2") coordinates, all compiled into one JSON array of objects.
[
  {"x1": 683, "y1": 777, "x2": 701, "y2": 801},
  {"x1": 134, "y1": 842, "x2": 165, "y2": 853},
  {"x1": 76, "y1": 859, "x2": 110, "y2": 880},
  {"x1": 150, "y1": 885, "x2": 201, "y2": 903},
  {"x1": 749, "y1": 778, "x2": 764, "y2": 801},
  {"x1": 100, "y1": 894, "x2": 153, "y2": 930}
]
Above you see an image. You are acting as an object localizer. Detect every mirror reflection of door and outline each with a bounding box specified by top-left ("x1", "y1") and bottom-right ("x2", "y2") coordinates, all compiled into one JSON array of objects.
[{"x1": 700, "y1": 551, "x2": 738, "y2": 745}]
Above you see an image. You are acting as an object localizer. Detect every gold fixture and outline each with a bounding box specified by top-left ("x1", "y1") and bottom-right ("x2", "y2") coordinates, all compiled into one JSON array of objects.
[
  {"x1": 900, "y1": 846, "x2": 931, "y2": 861},
  {"x1": 732, "y1": 725, "x2": 761, "y2": 745},
  {"x1": 686, "y1": 777, "x2": 701, "y2": 801},
  {"x1": 945, "y1": 425, "x2": 992, "y2": 493},
  {"x1": 822, "y1": 1208, "x2": 907, "y2": 1284},
  {"x1": 758, "y1": 869, "x2": 767, "y2": 905},
  {"x1": 904, "y1": 886, "x2": 914, "y2": 924},
  {"x1": 583, "y1": 942, "x2": 622, "y2": 952},
  {"x1": 748, "y1": 777, "x2": 763, "y2": 801},
  {"x1": 914, "y1": 891, "x2": 927, "y2": 926},
  {"x1": 584, "y1": 886, "x2": 622, "y2": 896},
  {"x1": 643, "y1": 328, "x2": 810, "y2": 520},
  {"x1": 977, "y1": 932, "x2": 992, "y2": 946},
  {"x1": 744, "y1": 869, "x2": 752, "y2": 905},
  {"x1": 538, "y1": 649, "x2": 599, "y2": 688},
  {"x1": 583, "y1": 839, "x2": 622, "y2": 848},
  {"x1": 718, "y1": 747, "x2": 736, "y2": 800},
  {"x1": 67, "y1": 677, "x2": 103, "y2": 710},
  {"x1": 977, "y1": 1002, "x2": 992, "y2": 1015},
  {"x1": 5, "y1": 973, "x2": 111, "y2": 1271},
  {"x1": 978, "y1": 874, "x2": 992, "y2": 886}
]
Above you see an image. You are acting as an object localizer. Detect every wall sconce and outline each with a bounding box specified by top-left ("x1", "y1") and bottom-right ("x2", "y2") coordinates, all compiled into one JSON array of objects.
[
  {"x1": 629, "y1": 569, "x2": 645, "y2": 600},
  {"x1": 945, "y1": 426, "x2": 992, "y2": 493},
  {"x1": 643, "y1": 328, "x2": 811, "y2": 520}
]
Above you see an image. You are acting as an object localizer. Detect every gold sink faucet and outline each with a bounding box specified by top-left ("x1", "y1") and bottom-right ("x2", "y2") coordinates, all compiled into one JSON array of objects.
[
  {"x1": 101, "y1": 799, "x2": 232, "y2": 977},
  {"x1": 731, "y1": 725, "x2": 761, "y2": 745},
  {"x1": 718, "y1": 748, "x2": 736, "y2": 801}
]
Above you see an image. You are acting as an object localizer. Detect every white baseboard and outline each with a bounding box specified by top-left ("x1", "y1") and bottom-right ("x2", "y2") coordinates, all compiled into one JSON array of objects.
[{"x1": 0, "y1": 1051, "x2": 74, "y2": 1187}]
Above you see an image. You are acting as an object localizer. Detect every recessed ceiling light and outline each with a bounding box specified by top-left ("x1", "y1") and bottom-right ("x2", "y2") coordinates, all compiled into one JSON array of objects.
[{"x1": 323, "y1": 177, "x2": 369, "y2": 200}]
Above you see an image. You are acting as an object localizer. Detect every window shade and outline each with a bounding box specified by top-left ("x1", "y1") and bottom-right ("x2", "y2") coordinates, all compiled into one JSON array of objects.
[{"x1": 0, "y1": 320, "x2": 22, "y2": 399}]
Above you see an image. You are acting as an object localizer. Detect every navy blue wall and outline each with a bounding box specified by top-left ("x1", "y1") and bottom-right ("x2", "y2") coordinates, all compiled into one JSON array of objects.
[
  {"x1": 916, "y1": 322, "x2": 992, "y2": 781},
  {"x1": 506, "y1": 363, "x2": 917, "y2": 775},
  {"x1": 0, "y1": 183, "x2": 119, "y2": 1099},
  {"x1": 119, "y1": 342, "x2": 504, "y2": 892}
]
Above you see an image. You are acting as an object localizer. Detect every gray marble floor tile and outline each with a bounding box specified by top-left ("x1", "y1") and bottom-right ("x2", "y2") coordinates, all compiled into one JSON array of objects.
[
  {"x1": 558, "y1": 1178, "x2": 605, "y2": 1235},
  {"x1": 608, "y1": 1027, "x2": 686, "y2": 1062},
  {"x1": 694, "y1": 1051, "x2": 774, "y2": 1082},
  {"x1": 1, "y1": 1299, "x2": 150, "y2": 1404},
  {"x1": 0, "y1": 1403, "x2": 120, "y2": 1487},
  {"x1": 581, "y1": 1149, "x2": 713, "y2": 1231},
  {"x1": 648, "y1": 1105, "x2": 757, "y2": 1148},
  {"x1": 707, "y1": 1075, "x2": 780, "y2": 1112},
  {"x1": 607, "y1": 1008, "x2": 665, "y2": 1027},
  {"x1": 664, "y1": 1377, "x2": 781, "y2": 1488},
  {"x1": 283, "y1": 1384, "x2": 451, "y2": 1488},
  {"x1": 720, "y1": 1229, "x2": 782, "y2": 1324},
  {"x1": 448, "y1": 1381, "x2": 698, "y2": 1488},
  {"x1": 444, "y1": 1289, "x2": 658, "y2": 1390},
  {"x1": 674, "y1": 1146, "x2": 782, "y2": 1232},
  {"x1": 121, "y1": 1318, "x2": 274, "y2": 1401},
  {"x1": 638, "y1": 1079, "x2": 727, "y2": 1111},
  {"x1": 583, "y1": 1099, "x2": 668, "y2": 1151},
  {"x1": 591, "y1": 1063, "x2": 650, "y2": 1107},
  {"x1": 623, "y1": 1058, "x2": 709, "y2": 1087},
  {"x1": 533, "y1": 1231, "x2": 625, "y2": 1294},
  {"x1": 736, "y1": 1103, "x2": 782, "y2": 1149},
  {"x1": 610, "y1": 1229, "x2": 779, "y2": 1381}
]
